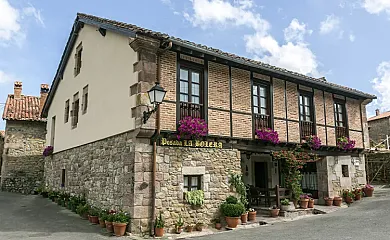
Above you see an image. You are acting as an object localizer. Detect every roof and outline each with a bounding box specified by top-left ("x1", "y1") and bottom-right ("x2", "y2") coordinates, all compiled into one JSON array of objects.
[
  {"x1": 42, "y1": 13, "x2": 376, "y2": 117},
  {"x1": 2, "y1": 94, "x2": 46, "y2": 122},
  {"x1": 0, "y1": 130, "x2": 4, "y2": 138},
  {"x1": 368, "y1": 111, "x2": 390, "y2": 122}
]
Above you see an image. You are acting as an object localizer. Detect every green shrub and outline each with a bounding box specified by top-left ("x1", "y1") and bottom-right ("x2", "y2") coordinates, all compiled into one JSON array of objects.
[
  {"x1": 106, "y1": 213, "x2": 115, "y2": 222},
  {"x1": 185, "y1": 190, "x2": 204, "y2": 206},
  {"x1": 89, "y1": 207, "x2": 99, "y2": 216},
  {"x1": 76, "y1": 204, "x2": 90, "y2": 215},
  {"x1": 281, "y1": 199, "x2": 290, "y2": 205},
  {"x1": 220, "y1": 202, "x2": 245, "y2": 217},
  {"x1": 113, "y1": 211, "x2": 131, "y2": 223},
  {"x1": 154, "y1": 212, "x2": 165, "y2": 228},
  {"x1": 225, "y1": 196, "x2": 238, "y2": 204}
]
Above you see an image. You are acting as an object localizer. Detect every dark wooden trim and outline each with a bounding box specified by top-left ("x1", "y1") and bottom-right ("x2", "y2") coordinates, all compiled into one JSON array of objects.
[
  {"x1": 234, "y1": 111, "x2": 252, "y2": 116},
  {"x1": 229, "y1": 66, "x2": 233, "y2": 138},
  {"x1": 349, "y1": 129, "x2": 363, "y2": 133},
  {"x1": 298, "y1": 84, "x2": 302, "y2": 141},
  {"x1": 274, "y1": 117, "x2": 299, "y2": 123},
  {"x1": 208, "y1": 107, "x2": 229, "y2": 113},
  {"x1": 270, "y1": 76, "x2": 274, "y2": 129},
  {"x1": 359, "y1": 100, "x2": 364, "y2": 147},
  {"x1": 163, "y1": 99, "x2": 176, "y2": 104},
  {"x1": 204, "y1": 59, "x2": 209, "y2": 125},
  {"x1": 284, "y1": 80, "x2": 289, "y2": 142},
  {"x1": 251, "y1": 71, "x2": 254, "y2": 138},
  {"x1": 323, "y1": 90, "x2": 328, "y2": 146},
  {"x1": 176, "y1": 53, "x2": 180, "y2": 125}
]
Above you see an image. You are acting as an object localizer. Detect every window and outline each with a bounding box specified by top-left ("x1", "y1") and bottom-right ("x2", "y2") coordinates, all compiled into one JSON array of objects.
[
  {"x1": 299, "y1": 94, "x2": 313, "y2": 122},
  {"x1": 50, "y1": 116, "x2": 56, "y2": 146},
  {"x1": 253, "y1": 83, "x2": 271, "y2": 130},
  {"x1": 71, "y1": 93, "x2": 79, "y2": 128},
  {"x1": 61, "y1": 169, "x2": 66, "y2": 187},
  {"x1": 179, "y1": 66, "x2": 203, "y2": 119},
  {"x1": 74, "y1": 43, "x2": 83, "y2": 76},
  {"x1": 82, "y1": 85, "x2": 88, "y2": 114},
  {"x1": 64, "y1": 100, "x2": 70, "y2": 123},
  {"x1": 334, "y1": 102, "x2": 346, "y2": 127},
  {"x1": 342, "y1": 165, "x2": 349, "y2": 177},
  {"x1": 184, "y1": 175, "x2": 201, "y2": 192}
]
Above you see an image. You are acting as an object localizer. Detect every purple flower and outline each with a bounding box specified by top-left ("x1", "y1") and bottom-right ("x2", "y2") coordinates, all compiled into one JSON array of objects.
[
  {"x1": 177, "y1": 116, "x2": 208, "y2": 140},
  {"x1": 255, "y1": 128, "x2": 279, "y2": 144},
  {"x1": 43, "y1": 146, "x2": 54, "y2": 157},
  {"x1": 337, "y1": 137, "x2": 355, "y2": 151},
  {"x1": 305, "y1": 135, "x2": 322, "y2": 150}
]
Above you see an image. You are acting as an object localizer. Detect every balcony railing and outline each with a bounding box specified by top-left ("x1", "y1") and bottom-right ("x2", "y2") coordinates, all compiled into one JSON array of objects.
[
  {"x1": 300, "y1": 121, "x2": 315, "y2": 139},
  {"x1": 179, "y1": 102, "x2": 203, "y2": 120},
  {"x1": 336, "y1": 126, "x2": 349, "y2": 139},
  {"x1": 254, "y1": 114, "x2": 271, "y2": 130}
]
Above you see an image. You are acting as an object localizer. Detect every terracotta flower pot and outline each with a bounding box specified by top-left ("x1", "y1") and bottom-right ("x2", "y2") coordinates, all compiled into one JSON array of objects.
[
  {"x1": 88, "y1": 215, "x2": 91, "y2": 223},
  {"x1": 90, "y1": 216, "x2": 99, "y2": 224},
  {"x1": 176, "y1": 226, "x2": 183, "y2": 234},
  {"x1": 241, "y1": 213, "x2": 248, "y2": 224},
  {"x1": 248, "y1": 211, "x2": 257, "y2": 221},
  {"x1": 364, "y1": 188, "x2": 374, "y2": 197},
  {"x1": 196, "y1": 224, "x2": 204, "y2": 231},
  {"x1": 333, "y1": 197, "x2": 342, "y2": 207},
  {"x1": 215, "y1": 223, "x2": 222, "y2": 230},
  {"x1": 355, "y1": 194, "x2": 362, "y2": 201},
  {"x1": 300, "y1": 198, "x2": 309, "y2": 209},
  {"x1": 345, "y1": 196, "x2": 353, "y2": 204},
  {"x1": 155, "y1": 227, "x2": 164, "y2": 237},
  {"x1": 225, "y1": 216, "x2": 240, "y2": 228},
  {"x1": 270, "y1": 209, "x2": 279, "y2": 217},
  {"x1": 105, "y1": 221, "x2": 114, "y2": 233},
  {"x1": 308, "y1": 199, "x2": 314, "y2": 208},
  {"x1": 324, "y1": 198, "x2": 333, "y2": 206},
  {"x1": 113, "y1": 222, "x2": 127, "y2": 237},
  {"x1": 293, "y1": 200, "x2": 299, "y2": 208},
  {"x1": 186, "y1": 225, "x2": 193, "y2": 232},
  {"x1": 99, "y1": 219, "x2": 106, "y2": 228}
]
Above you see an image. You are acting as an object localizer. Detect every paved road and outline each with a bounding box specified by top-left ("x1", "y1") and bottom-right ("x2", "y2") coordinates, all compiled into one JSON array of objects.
[
  {"x1": 0, "y1": 192, "x2": 109, "y2": 240},
  {"x1": 198, "y1": 187, "x2": 390, "y2": 240}
]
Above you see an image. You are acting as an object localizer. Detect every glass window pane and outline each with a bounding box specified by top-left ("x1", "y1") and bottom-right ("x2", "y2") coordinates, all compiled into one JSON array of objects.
[
  {"x1": 260, "y1": 98, "x2": 266, "y2": 108},
  {"x1": 300, "y1": 95, "x2": 303, "y2": 104},
  {"x1": 253, "y1": 96, "x2": 258, "y2": 106},
  {"x1": 260, "y1": 108, "x2": 266, "y2": 115},
  {"x1": 339, "y1": 113, "x2": 343, "y2": 121},
  {"x1": 253, "y1": 85, "x2": 258, "y2": 95},
  {"x1": 192, "y1": 83, "x2": 200, "y2": 96},
  {"x1": 191, "y1": 177, "x2": 198, "y2": 187},
  {"x1": 305, "y1": 106, "x2": 310, "y2": 116},
  {"x1": 191, "y1": 187, "x2": 198, "y2": 191},
  {"x1": 192, "y1": 96, "x2": 200, "y2": 104},
  {"x1": 184, "y1": 176, "x2": 188, "y2": 187},
  {"x1": 180, "y1": 69, "x2": 188, "y2": 81},
  {"x1": 339, "y1": 122, "x2": 344, "y2": 127},
  {"x1": 180, "y1": 81, "x2": 188, "y2": 94},
  {"x1": 180, "y1": 94, "x2": 188, "y2": 102},
  {"x1": 300, "y1": 115, "x2": 304, "y2": 121},
  {"x1": 260, "y1": 87, "x2": 266, "y2": 97},
  {"x1": 305, "y1": 116, "x2": 311, "y2": 122},
  {"x1": 304, "y1": 97, "x2": 309, "y2": 106},
  {"x1": 338, "y1": 105, "x2": 343, "y2": 114},
  {"x1": 300, "y1": 105, "x2": 304, "y2": 114},
  {"x1": 254, "y1": 107, "x2": 259, "y2": 114},
  {"x1": 192, "y1": 72, "x2": 200, "y2": 83}
]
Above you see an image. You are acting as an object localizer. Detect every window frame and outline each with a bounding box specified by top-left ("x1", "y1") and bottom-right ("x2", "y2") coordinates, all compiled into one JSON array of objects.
[
  {"x1": 61, "y1": 169, "x2": 66, "y2": 188},
  {"x1": 334, "y1": 99, "x2": 347, "y2": 128},
  {"x1": 71, "y1": 93, "x2": 79, "y2": 129},
  {"x1": 82, "y1": 85, "x2": 88, "y2": 115},
  {"x1": 74, "y1": 43, "x2": 83, "y2": 77},
  {"x1": 50, "y1": 116, "x2": 56, "y2": 146},
  {"x1": 183, "y1": 175, "x2": 202, "y2": 192},
  {"x1": 299, "y1": 91, "x2": 314, "y2": 123},
  {"x1": 64, "y1": 100, "x2": 70, "y2": 123},
  {"x1": 252, "y1": 81, "x2": 270, "y2": 116},
  {"x1": 179, "y1": 65, "x2": 203, "y2": 106}
]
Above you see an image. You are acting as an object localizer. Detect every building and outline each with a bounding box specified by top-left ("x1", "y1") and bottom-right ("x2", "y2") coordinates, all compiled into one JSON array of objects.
[
  {"x1": 1, "y1": 82, "x2": 49, "y2": 194},
  {"x1": 0, "y1": 130, "x2": 4, "y2": 182},
  {"x1": 368, "y1": 109, "x2": 390, "y2": 148},
  {"x1": 41, "y1": 13, "x2": 376, "y2": 234}
]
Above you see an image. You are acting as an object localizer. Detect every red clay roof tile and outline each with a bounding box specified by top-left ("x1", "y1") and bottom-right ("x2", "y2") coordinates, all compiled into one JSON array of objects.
[{"x1": 2, "y1": 94, "x2": 46, "y2": 122}]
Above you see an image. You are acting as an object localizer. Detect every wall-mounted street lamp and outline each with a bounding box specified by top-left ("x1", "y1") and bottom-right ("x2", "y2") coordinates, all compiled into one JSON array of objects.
[{"x1": 143, "y1": 82, "x2": 167, "y2": 124}]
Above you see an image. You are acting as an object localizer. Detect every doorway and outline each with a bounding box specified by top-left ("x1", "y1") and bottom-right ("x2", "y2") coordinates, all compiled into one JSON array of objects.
[{"x1": 255, "y1": 162, "x2": 268, "y2": 188}]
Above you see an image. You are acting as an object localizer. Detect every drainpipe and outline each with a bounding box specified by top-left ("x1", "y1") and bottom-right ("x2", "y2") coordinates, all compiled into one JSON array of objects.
[{"x1": 151, "y1": 41, "x2": 172, "y2": 236}]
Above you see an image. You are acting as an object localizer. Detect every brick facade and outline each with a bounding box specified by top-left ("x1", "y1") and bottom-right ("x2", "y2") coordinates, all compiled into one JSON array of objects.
[
  {"x1": 232, "y1": 113, "x2": 252, "y2": 138},
  {"x1": 208, "y1": 109, "x2": 230, "y2": 137},
  {"x1": 324, "y1": 92, "x2": 335, "y2": 127},
  {"x1": 273, "y1": 78, "x2": 286, "y2": 118},
  {"x1": 314, "y1": 89, "x2": 325, "y2": 124},
  {"x1": 208, "y1": 62, "x2": 230, "y2": 110},
  {"x1": 346, "y1": 98, "x2": 362, "y2": 131},
  {"x1": 160, "y1": 51, "x2": 177, "y2": 102},
  {"x1": 286, "y1": 82, "x2": 299, "y2": 121},
  {"x1": 231, "y1": 67, "x2": 251, "y2": 113}
]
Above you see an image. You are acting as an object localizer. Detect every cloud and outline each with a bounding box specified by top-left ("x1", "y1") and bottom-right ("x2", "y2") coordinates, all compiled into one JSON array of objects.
[
  {"x1": 362, "y1": 0, "x2": 390, "y2": 14},
  {"x1": 371, "y1": 61, "x2": 390, "y2": 111},
  {"x1": 0, "y1": 0, "x2": 44, "y2": 47},
  {"x1": 349, "y1": 33, "x2": 356, "y2": 42},
  {"x1": 319, "y1": 14, "x2": 341, "y2": 34},
  {"x1": 0, "y1": 70, "x2": 18, "y2": 84},
  {"x1": 183, "y1": 0, "x2": 322, "y2": 77}
]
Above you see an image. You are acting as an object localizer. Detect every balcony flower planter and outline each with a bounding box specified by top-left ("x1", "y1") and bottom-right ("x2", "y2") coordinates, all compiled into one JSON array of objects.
[
  {"x1": 337, "y1": 137, "x2": 356, "y2": 151},
  {"x1": 255, "y1": 128, "x2": 279, "y2": 145},
  {"x1": 364, "y1": 184, "x2": 374, "y2": 197},
  {"x1": 333, "y1": 196, "x2": 342, "y2": 206},
  {"x1": 324, "y1": 197, "x2": 333, "y2": 206},
  {"x1": 177, "y1": 116, "x2": 208, "y2": 140},
  {"x1": 304, "y1": 135, "x2": 322, "y2": 150}
]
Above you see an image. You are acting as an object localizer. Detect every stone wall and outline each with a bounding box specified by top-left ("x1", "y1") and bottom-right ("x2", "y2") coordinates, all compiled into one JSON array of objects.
[
  {"x1": 44, "y1": 131, "x2": 135, "y2": 210},
  {"x1": 1, "y1": 120, "x2": 46, "y2": 194},
  {"x1": 368, "y1": 118, "x2": 390, "y2": 147}
]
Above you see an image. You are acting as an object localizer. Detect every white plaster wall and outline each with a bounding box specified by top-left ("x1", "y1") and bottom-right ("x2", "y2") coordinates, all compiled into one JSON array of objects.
[
  {"x1": 46, "y1": 24, "x2": 138, "y2": 152},
  {"x1": 242, "y1": 154, "x2": 278, "y2": 187}
]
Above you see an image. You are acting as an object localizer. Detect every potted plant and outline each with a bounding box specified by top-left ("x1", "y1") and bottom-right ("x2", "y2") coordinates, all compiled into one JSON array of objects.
[
  {"x1": 154, "y1": 212, "x2": 165, "y2": 237},
  {"x1": 333, "y1": 196, "x2": 342, "y2": 206},
  {"x1": 175, "y1": 215, "x2": 184, "y2": 234},
  {"x1": 89, "y1": 207, "x2": 100, "y2": 224},
  {"x1": 364, "y1": 184, "x2": 374, "y2": 197},
  {"x1": 343, "y1": 190, "x2": 354, "y2": 204},
  {"x1": 220, "y1": 196, "x2": 245, "y2": 228},
  {"x1": 248, "y1": 208, "x2": 257, "y2": 221},
  {"x1": 324, "y1": 197, "x2": 333, "y2": 206},
  {"x1": 105, "y1": 213, "x2": 115, "y2": 233},
  {"x1": 308, "y1": 197, "x2": 314, "y2": 208},
  {"x1": 337, "y1": 137, "x2": 356, "y2": 151},
  {"x1": 255, "y1": 128, "x2": 280, "y2": 144},
  {"x1": 76, "y1": 204, "x2": 89, "y2": 220},
  {"x1": 241, "y1": 210, "x2": 248, "y2": 224},
  {"x1": 300, "y1": 194, "x2": 310, "y2": 209},
  {"x1": 113, "y1": 211, "x2": 130, "y2": 237},
  {"x1": 353, "y1": 188, "x2": 363, "y2": 200},
  {"x1": 270, "y1": 205, "x2": 279, "y2": 217},
  {"x1": 305, "y1": 135, "x2": 322, "y2": 150},
  {"x1": 213, "y1": 218, "x2": 222, "y2": 230},
  {"x1": 99, "y1": 210, "x2": 108, "y2": 228},
  {"x1": 280, "y1": 199, "x2": 293, "y2": 211},
  {"x1": 196, "y1": 222, "x2": 204, "y2": 231},
  {"x1": 185, "y1": 190, "x2": 204, "y2": 206},
  {"x1": 177, "y1": 116, "x2": 208, "y2": 140},
  {"x1": 186, "y1": 224, "x2": 194, "y2": 232}
]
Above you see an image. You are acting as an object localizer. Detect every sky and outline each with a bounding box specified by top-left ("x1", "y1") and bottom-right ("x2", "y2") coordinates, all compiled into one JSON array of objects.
[{"x1": 1, "y1": 0, "x2": 390, "y2": 130}]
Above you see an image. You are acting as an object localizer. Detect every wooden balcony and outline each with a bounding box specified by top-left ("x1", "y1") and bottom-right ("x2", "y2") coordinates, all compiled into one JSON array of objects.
[
  {"x1": 336, "y1": 126, "x2": 349, "y2": 139},
  {"x1": 179, "y1": 102, "x2": 203, "y2": 120},
  {"x1": 254, "y1": 114, "x2": 271, "y2": 130},
  {"x1": 300, "y1": 121, "x2": 315, "y2": 139}
]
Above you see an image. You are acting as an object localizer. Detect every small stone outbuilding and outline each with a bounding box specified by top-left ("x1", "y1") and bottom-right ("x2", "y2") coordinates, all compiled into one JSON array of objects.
[{"x1": 1, "y1": 82, "x2": 49, "y2": 194}]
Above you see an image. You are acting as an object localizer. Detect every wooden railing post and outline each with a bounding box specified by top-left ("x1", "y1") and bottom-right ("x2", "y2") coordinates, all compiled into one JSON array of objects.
[{"x1": 275, "y1": 185, "x2": 280, "y2": 208}]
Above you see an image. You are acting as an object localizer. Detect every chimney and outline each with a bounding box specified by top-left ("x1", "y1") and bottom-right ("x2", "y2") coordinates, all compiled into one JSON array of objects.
[
  {"x1": 40, "y1": 84, "x2": 50, "y2": 113},
  {"x1": 376, "y1": 109, "x2": 380, "y2": 116},
  {"x1": 14, "y1": 81, "x2": 22, "y2": 99}
]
